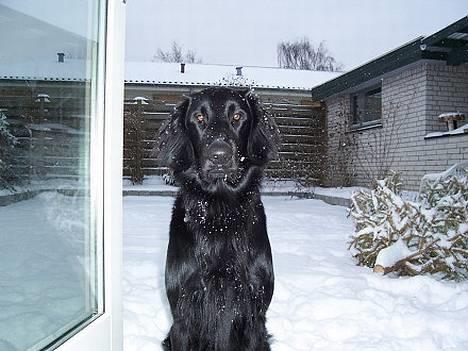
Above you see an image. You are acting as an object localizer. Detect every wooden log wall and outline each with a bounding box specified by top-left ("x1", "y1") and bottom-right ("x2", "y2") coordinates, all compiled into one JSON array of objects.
[{"x1": 124, "y1": 86, "x2": 326, "y2": 185}]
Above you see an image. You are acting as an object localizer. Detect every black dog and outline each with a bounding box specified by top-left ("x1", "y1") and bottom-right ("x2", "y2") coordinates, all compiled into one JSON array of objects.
[{"x1": 157, "y1": 87, "x2": 279, "y2": 351}]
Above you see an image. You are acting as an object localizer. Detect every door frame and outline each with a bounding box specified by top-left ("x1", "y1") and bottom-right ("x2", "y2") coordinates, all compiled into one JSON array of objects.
[{"x1": 55, "y1": 0, "x2": 126, "y2": 350}]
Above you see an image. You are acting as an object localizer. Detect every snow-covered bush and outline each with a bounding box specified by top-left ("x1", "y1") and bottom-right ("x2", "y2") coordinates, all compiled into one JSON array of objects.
[
  {"x1": 0, "y1": 112, "x2": 19, "y2": 191},
  {"x1": 348, "y1": 169, "x2": 468, "y2": 280}
]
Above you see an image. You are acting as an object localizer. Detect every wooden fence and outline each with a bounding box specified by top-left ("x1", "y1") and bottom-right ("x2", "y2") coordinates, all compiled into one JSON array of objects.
[
  {"x1": 0, "y1": 81, "x2": 326, "y2": 186},
  {"x1": 0, "y1": 81, "x2": 89, "y2": 183},
  {"x1": 124, "y1": 86, "x2": 326, "y2": 184}
]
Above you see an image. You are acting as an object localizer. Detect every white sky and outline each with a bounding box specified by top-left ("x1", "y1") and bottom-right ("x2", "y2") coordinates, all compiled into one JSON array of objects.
[
  {"x1": 126, "y1": 0, "x2": 468, "y2": 70},
  {"x1": 0, "y1": 0, "x2": 91, "y2": 37}
]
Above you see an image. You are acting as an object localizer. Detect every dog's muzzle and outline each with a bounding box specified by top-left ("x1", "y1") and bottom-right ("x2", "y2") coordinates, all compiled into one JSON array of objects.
[{"x1": 205, "y1": 139, "x2": 234, "y2": 178}]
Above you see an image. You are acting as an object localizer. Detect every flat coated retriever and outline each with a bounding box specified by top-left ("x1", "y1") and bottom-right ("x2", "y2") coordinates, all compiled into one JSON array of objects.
[{"x1": 157, "y1": 87, "x2": 279, "y2": 351}]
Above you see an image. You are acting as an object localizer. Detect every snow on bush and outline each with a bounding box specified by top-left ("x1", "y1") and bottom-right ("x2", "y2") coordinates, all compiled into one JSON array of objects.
[{"x1": 348, "y1": 168, "x2": 468, "y2": 280}]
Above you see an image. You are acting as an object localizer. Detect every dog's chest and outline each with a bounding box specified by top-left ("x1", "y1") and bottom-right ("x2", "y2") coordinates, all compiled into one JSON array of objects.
[
  {"x1": 183, "y1": 198, "x2": 260, "y2": 278},
  {"x1": 183, "y1": 196, "x2": 259, "y2": 234}
]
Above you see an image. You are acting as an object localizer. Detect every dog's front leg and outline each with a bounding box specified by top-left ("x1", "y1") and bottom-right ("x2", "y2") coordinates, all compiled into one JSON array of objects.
[
  {"x1": 164, "y1": 200, "x2": 200, "y2": 350},
  {"x1": 165, "y1": 239, "x2": 197, "y2": 350}
]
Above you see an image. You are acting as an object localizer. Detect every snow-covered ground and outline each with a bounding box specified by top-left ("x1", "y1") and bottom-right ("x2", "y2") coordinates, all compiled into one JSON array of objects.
[
  {"x1": 0, "y1": 192, "x2": 92, "y2": 350},
  {"x1": 0, "y1": 179, "x2": 85, "y2": 196},
  {"x1": 122, "y1": 176, "x2": 363, "y2": 197},
  {"x1": 123, "y1": 196, "x2": 468, "y2": 351}
]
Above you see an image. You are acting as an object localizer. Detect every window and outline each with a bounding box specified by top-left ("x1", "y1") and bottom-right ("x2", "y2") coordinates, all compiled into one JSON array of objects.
[
  {"x1": 0, "y1": 1, "x2": 124, "y2": 350},
  {"x1": 351, "y1": 86, "x2": 382, "y2": 128}
]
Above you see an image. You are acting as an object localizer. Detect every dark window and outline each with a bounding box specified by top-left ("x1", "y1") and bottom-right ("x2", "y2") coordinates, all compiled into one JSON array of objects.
[{"x1": 351, "y1": 86, "x2": 382, "y2": 127}]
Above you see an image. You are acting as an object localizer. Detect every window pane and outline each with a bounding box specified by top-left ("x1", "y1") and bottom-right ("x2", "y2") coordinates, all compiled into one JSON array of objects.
[
  {"x1": 351, "y1": 94, "x2": 360, "y2": 125},
  {"x1": 0, "y1": 1, "x2": 104, "y2": 350},
  {"x1": 364, "y1": 88, "x2": 382, "y2": 123}
]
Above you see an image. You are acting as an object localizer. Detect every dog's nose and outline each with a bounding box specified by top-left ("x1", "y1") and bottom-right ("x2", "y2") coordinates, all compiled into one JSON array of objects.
[{"x1": 207, "y1": 139, "x2": 233, "y2": 166}]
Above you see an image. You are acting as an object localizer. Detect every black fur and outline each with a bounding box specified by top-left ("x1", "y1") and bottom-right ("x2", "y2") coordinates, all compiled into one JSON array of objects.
[{"x1": 157, "y1": 87, "x2": 279, "y2": 351}]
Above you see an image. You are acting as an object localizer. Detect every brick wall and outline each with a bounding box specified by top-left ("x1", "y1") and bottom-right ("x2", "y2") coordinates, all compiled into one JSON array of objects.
[
  {"x1": 325, "y1": 60, "x2": 468, "y2": 191},
  {"x1": 425, "y1": 63, "x2": 468, "y2": 133}
]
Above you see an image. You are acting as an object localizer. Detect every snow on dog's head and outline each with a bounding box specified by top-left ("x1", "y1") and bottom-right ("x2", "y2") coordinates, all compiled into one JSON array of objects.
[{"x1": 157, "y1": 87, "x2": 279, "y2": 194}]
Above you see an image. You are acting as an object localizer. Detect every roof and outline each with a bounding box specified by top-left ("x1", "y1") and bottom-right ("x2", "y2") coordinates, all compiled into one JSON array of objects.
[
  {"x1": 312, "y1": 16, "x2": 468, "y2": 100},
  {"x1": 125, "y1": 62, "x2": 340, "y2": 90},
  {"x1": 0, "y1": 58, "x2": 89, "y2": 82},
  {"x1": 0, "y1": 59, "x2": 340, "y2": 91}
]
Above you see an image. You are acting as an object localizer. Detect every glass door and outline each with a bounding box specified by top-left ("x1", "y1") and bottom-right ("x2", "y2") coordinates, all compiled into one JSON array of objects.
[{"x1": 0, "y1": 1, "x2": 123, "y2": 350}]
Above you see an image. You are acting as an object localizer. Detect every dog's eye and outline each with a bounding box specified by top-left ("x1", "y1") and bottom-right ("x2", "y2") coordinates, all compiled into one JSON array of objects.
[
  {"x1": 233, "y1": 113, "x2": 241, "y2": 122},
  {"x1": 195, "y1": 113, "x2": 205, "y2": 123}
]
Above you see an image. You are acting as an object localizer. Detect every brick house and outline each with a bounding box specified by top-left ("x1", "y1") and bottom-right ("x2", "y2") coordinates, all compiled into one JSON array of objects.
[{"x1": 312, "y1": 16, "x2": 468, "y2": 190}]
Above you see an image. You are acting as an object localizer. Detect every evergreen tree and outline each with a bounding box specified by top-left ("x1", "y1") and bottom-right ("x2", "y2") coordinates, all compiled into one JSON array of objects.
[
  {"x1": 349, "y1": 169, "x2": 468, "y2": 280},
  {"x1": 0, "y1": 112, "x2": 19, "y2": 190}
]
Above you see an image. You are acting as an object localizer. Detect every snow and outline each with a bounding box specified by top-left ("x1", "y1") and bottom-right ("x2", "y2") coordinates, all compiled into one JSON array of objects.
[
  {"x1": 0, "y1": 192, "x2": 91, "y2": 350},
  {"x1": 123, "y1": 176, "x2": 364, "y2": 198},
  {"x1": 375, "y1": 239, "x2": 412, "y2": 268},
  {"x1": 27, "y1": 122, "x2": 83, "y2": 134},
  {"x1": 123, "y1": 196, "x2": 468, "y2": 351},
  {"x1": 128, "y1": 96, "x2": 149, "y2": 105},
  {"x1": 0, "y1": 178, "x2": 85, "y2": 196},
  {"x1": 125, "y1": 62, "x2": 342, "y2": 90},
  {"x1": 313, "y1": 186, "x2": 364, "y2": 199},
  {"x1": 425, "y1": 123, "x2": 468, "y2": 138},
  {"x1": 1, "y1": 59, "x2": 341, "y2": 91},
  {"x1": 438, "y1": 112, "x2": 465, "y2": 119},
  {"x1": 0, "y1": 58, "x2": 89, "y2": 82},
  {"x1": 421, "y1": 161, "x2": 468, "y2": 183},
  {"x1": 123, "y1": 176, "x2": 177, "y2": 192}
]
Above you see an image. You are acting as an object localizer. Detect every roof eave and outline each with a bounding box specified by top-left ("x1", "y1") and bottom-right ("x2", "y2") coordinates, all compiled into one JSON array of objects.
[
  {"x1": 311, "y1": 38, "x2": 423, "y2": 101},
  {"x1": 312, "y1": 16, "x2": 468, "y2": 101},
  {"x1": 421, "y1": 16, "x2": 468, "y2": 47}
]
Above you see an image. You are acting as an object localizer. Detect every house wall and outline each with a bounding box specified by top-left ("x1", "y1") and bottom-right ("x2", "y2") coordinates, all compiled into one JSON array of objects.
[
  {"x1": 425, "y1": 63, "x2": 468, "y2": 133},
  {"x1": 325, "y1": 60, "x2": 468, "y2": 191}
]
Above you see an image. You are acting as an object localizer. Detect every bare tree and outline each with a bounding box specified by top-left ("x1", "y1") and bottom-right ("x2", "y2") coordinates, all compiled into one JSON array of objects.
[
  {"x1": 354, "y1": 100, "x2": 402, "y2": 186},
  {"x1": 327, "y1": 98, "x2": 358, "y2": 187},
  {"x1": 277, "y1": 38, "x2": 342, "y2": 72},
  {"x1": 356, "y1": 85, "x2": 418, "y2": 187},
  {"x1": 153, "y1": 41, "x2": 202, "y2": 63},
  {"x1": 328, "y1": 88, "x2": 417, "y2": 188}
]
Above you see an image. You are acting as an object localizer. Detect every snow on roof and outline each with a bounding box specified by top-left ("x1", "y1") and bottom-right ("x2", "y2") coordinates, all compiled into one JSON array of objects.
[
  {"x1": 125, "y1": 62, "x2": 341, "y2": 90},
  {"x1": 0, "y1": 58, "x2": 88, "y2": 82},
  {"x1": 0, "y1": 59, "x2": 341, "y2": 90}
]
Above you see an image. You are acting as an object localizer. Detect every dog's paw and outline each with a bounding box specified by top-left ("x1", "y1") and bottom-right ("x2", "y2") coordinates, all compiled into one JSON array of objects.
[{"x1": 162, "y1": 336, "x2": 171, "y2": 350}]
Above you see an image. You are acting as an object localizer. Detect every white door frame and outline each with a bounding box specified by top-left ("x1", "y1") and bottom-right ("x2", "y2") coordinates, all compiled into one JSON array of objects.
[{"x1": 56, "y1": 0, "x2": 126, "y2": 350}]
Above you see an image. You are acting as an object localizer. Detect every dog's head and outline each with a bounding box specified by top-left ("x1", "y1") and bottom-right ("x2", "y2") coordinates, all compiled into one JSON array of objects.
[{"x1": 157, "y1": 87, "x2": 279, "y2": 194}]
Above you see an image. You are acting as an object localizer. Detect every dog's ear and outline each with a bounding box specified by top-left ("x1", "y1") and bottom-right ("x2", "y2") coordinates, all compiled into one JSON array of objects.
[
  {"x1": 156, "y1": 98, "x2": 194, "y2": 172},
  {"x1": 245, "y1": 90, "x2": 280, "y2": 166}
]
